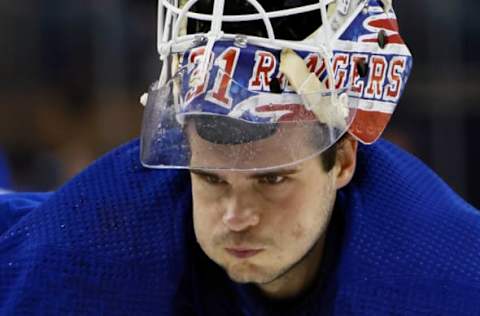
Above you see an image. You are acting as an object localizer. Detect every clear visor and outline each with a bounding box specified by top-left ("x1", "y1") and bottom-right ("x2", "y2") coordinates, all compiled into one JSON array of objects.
[{"x1": 141, "y1": 63, "x2": 358, "y2": 171}]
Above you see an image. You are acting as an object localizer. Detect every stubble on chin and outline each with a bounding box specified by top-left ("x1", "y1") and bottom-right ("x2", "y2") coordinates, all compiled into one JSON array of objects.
[{"x1": 222, "y1": 259, "x2": 277, "y2": 284}]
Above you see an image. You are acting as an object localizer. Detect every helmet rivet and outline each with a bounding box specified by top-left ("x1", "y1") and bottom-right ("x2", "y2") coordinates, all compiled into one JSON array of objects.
[
  {"x1": 356, "y1": 59, "x2": 369, "y2": 78},
  {"x1": 234, "y1": 35, "x2": 248, "y2": 48},
  {"x1": 378, "y1": 30, "x2": 388, "y2": 49},
  {"x1": 193, "y1": 35, "x2": 207, "y2": 46}
]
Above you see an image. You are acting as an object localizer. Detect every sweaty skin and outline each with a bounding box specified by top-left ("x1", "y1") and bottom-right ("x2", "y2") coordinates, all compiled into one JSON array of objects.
[{"x1": 190, "y1": 136, "x2": 357, "y2": 299}]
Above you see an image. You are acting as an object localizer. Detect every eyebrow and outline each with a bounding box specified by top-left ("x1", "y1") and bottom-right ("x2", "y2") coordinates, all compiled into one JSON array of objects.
[
  {"x1": 247, "y1": 168, "x2": 301, "y2": 179},
  {"x1": 190, "y1": 169, "x2": 221, "y2": 178},
  {"x1": 190, "y1": 167, "x2": 301, "y2": 179}
]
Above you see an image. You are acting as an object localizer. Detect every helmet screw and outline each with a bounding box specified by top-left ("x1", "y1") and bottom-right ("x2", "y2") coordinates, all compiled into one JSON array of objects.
[
  {"x1": 193, "y1": 35, "x2": 207, "y2": 46},
  {"x1": 356, "y1": 59, "x2": 369, "y2": 78},
  {"x1": 377, "y1": 30, "x2": 388, "y2": 49},
  {"x1": 234, "y1": 35, "x2": 248, "y2": 48}
]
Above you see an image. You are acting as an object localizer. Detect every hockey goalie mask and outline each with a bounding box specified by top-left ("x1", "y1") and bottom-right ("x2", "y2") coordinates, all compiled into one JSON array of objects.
[{"x1": 140, "y1": 0, "x2": 413, "y2": 171}]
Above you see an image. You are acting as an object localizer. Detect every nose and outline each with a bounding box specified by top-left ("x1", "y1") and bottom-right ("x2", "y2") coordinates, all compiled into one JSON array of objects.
[{"x1": 222, "y1": 195, "x2": 260, "y2": 232}]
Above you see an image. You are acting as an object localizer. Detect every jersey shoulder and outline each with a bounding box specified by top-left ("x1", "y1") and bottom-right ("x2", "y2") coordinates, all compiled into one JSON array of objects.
[
  {"x1": 333, "y1": 139, "x2": 480, "y2": 314},
  {"x1": 0, "y1": 192, "x2": 52, "y2": 235},
  {"x1": 0, "y1": 140, "x2": 192, "y2": 314}
]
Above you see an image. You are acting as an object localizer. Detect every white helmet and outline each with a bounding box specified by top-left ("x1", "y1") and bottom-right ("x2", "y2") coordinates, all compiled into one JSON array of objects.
[{"x1": 140, "y1": 0, "x2": 412, "y2": 171}]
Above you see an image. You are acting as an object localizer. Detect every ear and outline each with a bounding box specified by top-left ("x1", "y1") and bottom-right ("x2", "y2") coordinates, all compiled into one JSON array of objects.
[{"x1": 333, "y1": 135, "x2": 358, "y2": 190}]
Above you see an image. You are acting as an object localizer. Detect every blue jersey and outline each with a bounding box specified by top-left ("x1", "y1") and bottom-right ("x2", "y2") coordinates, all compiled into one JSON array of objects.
[{"x1": 0, "y1": 139, "x2": 479, "y2": 315}]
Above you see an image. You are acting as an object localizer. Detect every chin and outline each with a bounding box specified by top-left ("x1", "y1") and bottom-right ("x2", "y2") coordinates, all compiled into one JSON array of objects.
[
  {"x1": 227, "y1": 270, "x2": 274, "y2": 284},
  {"x1": 224, "y1": 260, "x2": 280, "y2": 284}
]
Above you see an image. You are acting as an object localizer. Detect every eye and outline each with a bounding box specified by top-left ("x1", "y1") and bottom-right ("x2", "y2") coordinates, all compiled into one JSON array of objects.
[
  {"x1": 259, "y1": 175, "x2": 286, "y2": 185},
  {"x1": 202, "y1": 174, "x2": 226, "y2": 185}
]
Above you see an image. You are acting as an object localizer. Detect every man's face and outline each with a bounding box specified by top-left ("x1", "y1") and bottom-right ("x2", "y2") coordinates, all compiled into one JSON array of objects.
[{"x1": 190, "y1": 155, "x2": 337, "y2": 285}]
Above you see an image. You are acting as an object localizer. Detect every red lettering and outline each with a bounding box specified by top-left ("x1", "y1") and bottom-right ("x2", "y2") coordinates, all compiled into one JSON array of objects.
[
  {"x1": 350, "y1": 54, "x2": 369, "y2": 97},
  {"x1": 248, "y1": 51, "x2": 276, "y2": 91},
  {"x1": 324, "y1": 53, "x2": 349, "y2": 89},
  {"x1": 384, "y1": 56, "x2": 406, "y2": 102},
  {"x1": 365, "y1": 56, "x2": 387, "y2": 100},
  {"x1": 333, "y1": 53, "x2": 349, "y2": 89},
  {"x1": 185, "y1": 47, "x2": 212, "y2": 103},
  {"x1": 206, "y1": 47, "x2": 240, "y2": 108},
  {"x1": 305, "y1": 53, "x2": 326, "y2": 77}
]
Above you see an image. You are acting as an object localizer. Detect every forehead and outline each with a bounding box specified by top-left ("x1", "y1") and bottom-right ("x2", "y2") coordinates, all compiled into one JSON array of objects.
[{"x1": 186, "y1": 120, "x2": 325, "y2": 170}]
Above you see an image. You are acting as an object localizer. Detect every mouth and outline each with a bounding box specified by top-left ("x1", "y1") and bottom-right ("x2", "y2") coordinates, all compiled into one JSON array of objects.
[{"x1": 225, "y1": 248, "x2": 264, "y2": 259}]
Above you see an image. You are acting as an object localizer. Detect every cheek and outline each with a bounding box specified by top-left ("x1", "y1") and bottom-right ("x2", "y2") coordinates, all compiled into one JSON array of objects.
[
  {"x1": 291, "y1": 222, "x2": 306, "y2": 240},
  {"x1": 265, "y1": 190, "x2": 310, "y2": 241},
  {"x1": 193, "y1": 202, "x2": 220, "y2": 236},
  {"x1": 270, "y1": 179, "x2": 335, "y2": 243},
  {"x1": 192, "y1": 186, "x2": 211, "y2": 240},
  {"x1": 191, "y1": 184, "x2": 222, "y2": 245}
]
